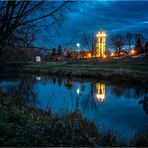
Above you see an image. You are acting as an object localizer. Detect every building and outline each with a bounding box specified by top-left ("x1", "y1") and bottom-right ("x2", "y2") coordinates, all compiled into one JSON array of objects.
[
  {"x1": 96, "y1": 30, "x2": 106, "y2": 57},
  {"x1": 36, "y1": 56, "x2": 41, "y2": 62}
]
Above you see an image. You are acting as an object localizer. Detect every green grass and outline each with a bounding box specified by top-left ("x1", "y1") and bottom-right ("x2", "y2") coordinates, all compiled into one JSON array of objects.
[
  {"x1": 25, "y1": 58, "x2": 148, "y2": 75},
  {"x1": 23, "y1": 59, "x2": 148, "y2": 85}
]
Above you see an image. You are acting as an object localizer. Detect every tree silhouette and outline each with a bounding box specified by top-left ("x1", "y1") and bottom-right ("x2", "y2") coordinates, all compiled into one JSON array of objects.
[
  {"x1": 125, "y1": 33, "x2": 133, "y2": 51},
  {"x1": 0, "y1": 1, "x2": 72, "y2": 62},
  {"x1": 144, "y1": 40, "x2": 148, "y2": 62},
  {"x1": 135, "y1": 37, "x2": 143, "y2": 53},
  {"x1": 111, "y1": 34, "x2": 124, "y2": 57},
  {"x1": 57, "y1": 44, "x2": 63, "y2": 57}
]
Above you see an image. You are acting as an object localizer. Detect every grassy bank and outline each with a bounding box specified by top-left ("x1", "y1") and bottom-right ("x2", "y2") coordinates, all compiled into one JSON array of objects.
[
  {"x1": 24, "y1": 58, "x2": 148, "y2": 84},
  {"x1": 0, "y1": 93, "x2": 148, "y2": 147}
]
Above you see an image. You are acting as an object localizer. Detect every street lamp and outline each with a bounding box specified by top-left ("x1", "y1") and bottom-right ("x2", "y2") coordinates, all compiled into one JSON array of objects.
[
  {"x1": 76, "y1": 43, "x2": 80, "y2": 50},
  {"x1": 131, "y1": 49, "x2": 135, "y2": 54},
  {"x1": 88, "y1": 53, "x2": 91, "y2": 58},
  {"x1": 103, "y1": 55, "x2": 106, "y2": 58},
  {"x1": 111, "y1": 52, "x2": 114, "y2": 56}
]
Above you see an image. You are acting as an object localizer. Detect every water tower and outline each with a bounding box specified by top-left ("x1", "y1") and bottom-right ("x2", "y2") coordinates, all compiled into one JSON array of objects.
[{"x1": 96, "y1": 29, "x2": 106, "y2": 57}]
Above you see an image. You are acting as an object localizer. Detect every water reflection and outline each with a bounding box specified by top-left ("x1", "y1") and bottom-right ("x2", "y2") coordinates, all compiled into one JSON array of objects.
[
  {"x1": 0, "y1": 76, "x2": 148, "y2": 114},
  {"x1": 76, "y1": 87, "x2": 80, "y2": 95},
  {"x1": 95, "y1": 83, "x2": 105, "y2": 103},
  {"x1": 139, "y1": 96, "x2": 148, "y2": 114},
  {"x1": 36, "y1": 76, "x2": 41, "y2": 81},
  {"x1": 64, "y1": 78, "x2": 73, "y2": 89},
  {"x1": 0, "y1": 75, "x2": 148, "y2": 141},
  {"x1": 0, "y1": 77, "x2": 38, "y2": 106}
]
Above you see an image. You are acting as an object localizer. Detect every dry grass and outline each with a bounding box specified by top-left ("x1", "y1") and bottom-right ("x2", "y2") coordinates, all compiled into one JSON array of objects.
[{"x1": 0, "y1": 93, "x2": 148, "y2": 147}]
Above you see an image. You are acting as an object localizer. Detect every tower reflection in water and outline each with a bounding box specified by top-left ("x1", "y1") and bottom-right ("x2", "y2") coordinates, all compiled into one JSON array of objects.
[{"x1": 95, "y1": 83, "x2": 105, "y2": 103}]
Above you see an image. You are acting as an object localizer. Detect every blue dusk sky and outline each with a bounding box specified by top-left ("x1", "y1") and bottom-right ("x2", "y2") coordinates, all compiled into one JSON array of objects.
[{"x1": 36, "y1": 0, "x2": 148, "y2": 49}]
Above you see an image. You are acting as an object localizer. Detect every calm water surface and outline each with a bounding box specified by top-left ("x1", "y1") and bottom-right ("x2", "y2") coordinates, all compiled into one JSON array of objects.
[{"x1": 0, "y1": 75, "x2": 148, "y2": 141}]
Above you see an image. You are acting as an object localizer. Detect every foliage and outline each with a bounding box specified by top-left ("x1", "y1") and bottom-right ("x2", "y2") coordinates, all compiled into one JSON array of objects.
[{"x1": 0, "y1": 93, "x2": 148, "y2": 146}]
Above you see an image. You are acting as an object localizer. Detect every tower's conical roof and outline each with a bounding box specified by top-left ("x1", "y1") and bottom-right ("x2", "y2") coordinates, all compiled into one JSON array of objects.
[{"x1": 96, "y1": 29, "x2": 106, "y2": 37}]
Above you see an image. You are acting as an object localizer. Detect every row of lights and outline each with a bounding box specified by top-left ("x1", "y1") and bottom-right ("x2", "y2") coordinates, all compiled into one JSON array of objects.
[
  {"x1": 76, "y1": 43, "x2": 135, "y2": 58},
  {"x1": 87, "y1": 50, "x2": 135, "y2": 58}
]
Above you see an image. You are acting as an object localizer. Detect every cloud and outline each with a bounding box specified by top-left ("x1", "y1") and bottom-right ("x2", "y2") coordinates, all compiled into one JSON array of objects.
[{"x1": 36, "y1": 1, "x2": 148, "y2": 48}]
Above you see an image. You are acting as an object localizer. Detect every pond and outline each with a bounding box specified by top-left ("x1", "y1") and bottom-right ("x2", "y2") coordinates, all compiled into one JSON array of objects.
[{"x1": 0, "y1": 75, "x2": 148, "y2": 142}]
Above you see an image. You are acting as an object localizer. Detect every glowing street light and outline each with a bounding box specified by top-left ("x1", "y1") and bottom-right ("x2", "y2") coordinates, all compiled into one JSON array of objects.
[
  {"x1": 131, "y1": 49, "x2": 135, "y2": 54},
  {"x1": 88, "y1": 53, "x2": 91, "y2": 58},
  {"x1": 103, "y1": 55, "x2": 106, "y2": 58},
  {"x1": 111, "y1": 52, "x2": 114, "y2": 56},
  {"x1": 76, "y1": 43, "x2": 80, "y2": 52},
  {"x1": 76, "y1": 43, "x2": 80, "y2": 48}
]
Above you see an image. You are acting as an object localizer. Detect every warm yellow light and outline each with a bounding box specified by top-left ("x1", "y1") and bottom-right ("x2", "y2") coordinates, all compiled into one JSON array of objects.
[
  {"x1": 111, "y1": 52, "x2": 114, "y2": 56},
  {"x1": 96, "y1": 94, "x2": 105, "y2": 103},
  {"x1": 103, "y1": 55, "x2": 106, "y2": 58},
  {"x1": 131, "y1": 50, "x2": 135, "y2": 54},
  {"x1": 76, "y1": 88, "x2": 80, "y2": 95},
  {"x1": 96, "y1": 31, "x2": 106, "y2": 37},
  {"x1": 96, "y1": 29, "x2": 106, "y2": 58},
  {"x1": 120, "y1": 52, "x2": 123, "y2": 55},
  {"x1": 88, "y1": 53, "x2": 91, "y2": 58},
  {"x1": 95, "y1": 83, "x2": 105, "y2": 103}
]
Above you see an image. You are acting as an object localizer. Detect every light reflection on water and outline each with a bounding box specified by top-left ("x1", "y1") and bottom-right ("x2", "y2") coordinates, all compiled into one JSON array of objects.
[
  {"x1": 0, "y1": 75, "x2": 148, "y2": 141},
  {"x1": 95, "y1": 83, "x2": 105, "y2": 103}
]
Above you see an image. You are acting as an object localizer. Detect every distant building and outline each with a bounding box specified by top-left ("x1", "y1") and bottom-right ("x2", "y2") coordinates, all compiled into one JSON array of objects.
[
  {"x1": 36, "y1": 76, "x2": 41, "y2": 80},
  {"x1": 96, "y1": 29, "x2": 106, "y2": 58},
  {"x1": 36, "y1": 56, "x2": 41, "y2": 62}
]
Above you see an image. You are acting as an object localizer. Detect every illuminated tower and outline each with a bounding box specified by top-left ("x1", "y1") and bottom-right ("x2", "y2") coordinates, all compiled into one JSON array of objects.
[
  {"x1": 95, "y1": 83, "x2": 105, "y2": 103},
  {"x1": 96, "y1": 30, "x2": 106, "y2": 57}
]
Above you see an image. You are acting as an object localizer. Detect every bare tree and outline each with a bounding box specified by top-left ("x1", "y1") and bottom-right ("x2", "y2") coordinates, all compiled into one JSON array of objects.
[
  {"x1": 111, "y1": 34, "x2": 124, "y2": 57},
  {"x1": 0, "y1": 1, "x2": 72, "y2": 61},
  {"x1": 134, "y1": 33, "x2": 145, "y2": 45},
  {"x1": 134, "y1": 33, "x2": 145, "y2": 53},
  {"x1": 81, "y1": 31, "x2": 96, "y2": 57},
  {"x1": 125, "y1": 33, "x2": 133, "y2": 51}
]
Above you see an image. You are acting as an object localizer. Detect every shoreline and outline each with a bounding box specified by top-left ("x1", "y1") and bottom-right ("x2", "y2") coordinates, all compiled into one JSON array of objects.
[
  {"x1": 0, "y1": 93, "x2": 120, "y2": 147},
  {"x1": 1, "y1": 93, "x2": 148, "y2": 147},
  {"x1": 23, "y1": 59, "x2": 148, "y2": 85},
  {"x1": 23, "y1": 68, "x2": 148, "y2": 85},
  {"x1": 1, "y1": 60, "x2": 148, "y2": 85}
]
